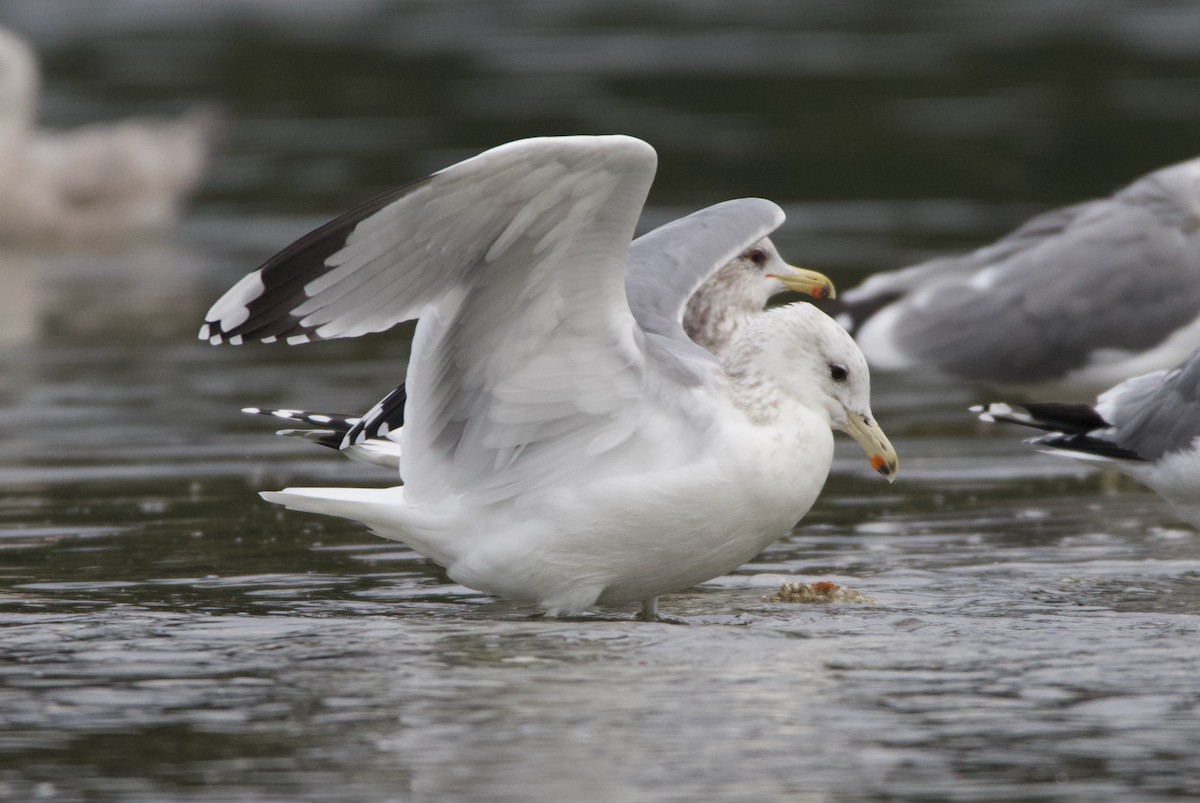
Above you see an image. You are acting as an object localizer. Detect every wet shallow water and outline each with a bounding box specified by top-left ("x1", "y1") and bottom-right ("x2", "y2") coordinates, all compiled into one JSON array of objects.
[{"x1": 3, "y1": 2, "x2": 1200, "y2": 801}]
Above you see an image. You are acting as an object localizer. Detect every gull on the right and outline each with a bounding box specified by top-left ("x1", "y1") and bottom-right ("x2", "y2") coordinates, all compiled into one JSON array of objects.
[
  {"x1": 830, "y1": 155, "x2": 1200, "y2": 396},
  {"x1": 974, "y1": 347, "x2": 1200, "y2": 526}
]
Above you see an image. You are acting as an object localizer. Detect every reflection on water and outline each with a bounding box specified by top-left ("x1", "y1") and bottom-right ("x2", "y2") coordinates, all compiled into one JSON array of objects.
[{"x1": 2, "y1": 2, "x2": 1200, "y2": 801}]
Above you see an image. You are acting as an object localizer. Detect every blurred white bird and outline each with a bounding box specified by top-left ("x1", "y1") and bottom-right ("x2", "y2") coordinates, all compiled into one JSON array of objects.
[{"x1": 0, "y1": 25, "x2": 216, "y2": 243}]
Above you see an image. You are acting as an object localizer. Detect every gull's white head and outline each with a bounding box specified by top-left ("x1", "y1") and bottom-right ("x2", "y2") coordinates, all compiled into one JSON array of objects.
[
  {"x1": 725, "y1": 302, "x2": 898, "y2": 482},
  {"x1": 684, "y1": 237, "x2": 835, "y2": 356}
]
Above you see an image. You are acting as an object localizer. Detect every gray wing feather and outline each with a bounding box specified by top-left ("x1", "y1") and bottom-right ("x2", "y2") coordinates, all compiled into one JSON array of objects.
[
  {"x1": 843, "y1": 201, "x2": 1098, "y2": 308},
  {"x1": 847, "y1": 157, "x2": 1200, "y2": 383},
  {"x1": 890, "y1": 199, "x2": 1200, "y2": 382},
  {"x1": 201, "y1": 137, "x2": 645, "y2": 345},
  {"x1": 1100, "y1": 348, "x2": 1200, "y2": 461},
  {"x1": 625, "y1": 198, "x2": 784, "y2": 379}
]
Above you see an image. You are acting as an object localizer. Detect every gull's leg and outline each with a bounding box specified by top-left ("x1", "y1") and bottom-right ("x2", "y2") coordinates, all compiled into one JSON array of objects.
[{"x1": 638, "y1": 597, "x2": 659, "y2": 621}]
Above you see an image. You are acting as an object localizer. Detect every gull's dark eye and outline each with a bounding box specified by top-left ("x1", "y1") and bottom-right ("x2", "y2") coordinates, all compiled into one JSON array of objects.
[
  {"x1": 829, "y1": 363, "x2": 849, "y2": 382},
  {"x1": 745, "y1": 248, "x2": 768, "y2": 267}
]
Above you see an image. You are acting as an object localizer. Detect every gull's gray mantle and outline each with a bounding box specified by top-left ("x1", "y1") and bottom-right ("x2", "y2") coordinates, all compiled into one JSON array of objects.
[{"x1": 833, "y1": 155, "x2": 1200, "y2": 394}]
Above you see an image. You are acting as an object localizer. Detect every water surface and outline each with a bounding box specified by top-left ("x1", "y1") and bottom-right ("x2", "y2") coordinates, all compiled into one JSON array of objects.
[{"x1": 2, "y1": 3, "x2": 1200, "y2": 800}]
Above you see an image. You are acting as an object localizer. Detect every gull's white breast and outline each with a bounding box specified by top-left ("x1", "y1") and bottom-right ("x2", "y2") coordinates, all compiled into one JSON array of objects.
[{"x1": 443, "y1": 399, "x2": 835, "y2": 615}]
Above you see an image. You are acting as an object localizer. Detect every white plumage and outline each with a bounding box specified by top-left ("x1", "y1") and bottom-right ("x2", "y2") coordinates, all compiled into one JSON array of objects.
[{"x1": 202, "y1": 135, "x2": 896, "y2": 618}]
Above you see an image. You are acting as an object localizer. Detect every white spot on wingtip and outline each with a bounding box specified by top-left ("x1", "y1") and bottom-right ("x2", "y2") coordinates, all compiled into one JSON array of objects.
[
  {"x1": 208, "y1": 335, "x2": 222, "y2": 346},
  {"x1": 198, "y1": 324, "x2": 211, "y2": 340},
  {"x1": 211, "y1": 271, "x2": 264, "y2": 332},
  {"x1": 286, "y1": 334, "x2": 310, "y2": 345},
  {"x1": 310, "y1": 415, "x2": 332, "y2": 424},
  {"x1": 262, "y1": 336, "x2": 277, "y2": 344},
  {"x1": 229, "y1": 335, "x2": 244, "y2": 346},
  {"x1": 242, "y1": 407, "x2": 262, "y2": 414}
]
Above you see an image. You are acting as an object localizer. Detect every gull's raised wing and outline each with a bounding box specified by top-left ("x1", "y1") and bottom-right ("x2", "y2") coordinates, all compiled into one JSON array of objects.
[
  {"x1": 343, "y1": 197, "x2": 786, "y2": 444},
  {"x1": 201, "y1": 136, "x2": 652, "y2": 346},
  {"x1": 625, "y1": 198, "x2": 784, "y2": 376},
  {"x1": 204, "y1": 136, "x2": 725, "y2": 507}
]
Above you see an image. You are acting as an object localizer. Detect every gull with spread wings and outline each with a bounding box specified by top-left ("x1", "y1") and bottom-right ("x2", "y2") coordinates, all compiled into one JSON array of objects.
[
  {"x1": 244, "y1": 207, "x2": 835, "y2": 469},
  {"x1": 202, "y1": 135, "x2": 896, "y2": 619}
]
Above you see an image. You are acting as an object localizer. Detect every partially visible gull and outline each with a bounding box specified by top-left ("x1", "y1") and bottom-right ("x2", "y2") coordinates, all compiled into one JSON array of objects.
[
  {"x1": 974, "y1": 347, "x2": 1200, "y2": 526},
  {"x1": 0, "y1": 25, "x2": 216, "y2": 243},
  {"x1": 831, "y1": 156, "x2": 1200, "y2": 395},
  {"x1": 201, "y1": 135, "x2": 897, "y2": 619},
  {"x1": 243, "y1": 214, "x2": 836, "y2": 471},
  {"x1": 653, "y1": 212, "x2": 836, "y2": 358}
]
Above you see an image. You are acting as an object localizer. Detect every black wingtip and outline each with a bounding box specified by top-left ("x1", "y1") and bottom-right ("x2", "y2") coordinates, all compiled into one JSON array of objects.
[
  {"x1": 276, "y1": 428, "x2": 348, "y2": 451},
  {"x1": 242, "y1": 407, "x2": 362, "y2": 452},
  {"x1": 200, "y1": 175, "x2": 433, "y2": 345},
  {"x1": 1030, "y1": 433, "x2": 1147, "y2": 462},
  {"x1": 343, "y1": 383, "x2": 408, "y2": 447},
  {"x1": 1019, "y1": 402, "x2": 1111, "y2": 435}
]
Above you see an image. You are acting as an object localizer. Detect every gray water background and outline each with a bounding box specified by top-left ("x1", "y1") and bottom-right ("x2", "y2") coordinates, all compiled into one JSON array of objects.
[{"x1": 2, "y1": 2, "x2": 1199, "y2": 800}]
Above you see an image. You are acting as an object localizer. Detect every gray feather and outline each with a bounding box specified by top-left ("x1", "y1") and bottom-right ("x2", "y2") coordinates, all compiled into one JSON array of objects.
[
  {"x1": 625, "y1": 198, "x2": 784, "y2": 382},
  {"x1": 1100, "y1": 348, "x2": 1200, "y2": 461}
]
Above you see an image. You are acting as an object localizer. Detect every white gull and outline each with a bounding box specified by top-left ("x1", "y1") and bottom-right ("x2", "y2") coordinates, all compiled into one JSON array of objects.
[
  {"x1": 201, "y1": 135, "x2": 897, "y2": 619},
  {"x1": 0, "y1": 25, "x2": 216, "y2": 243}
]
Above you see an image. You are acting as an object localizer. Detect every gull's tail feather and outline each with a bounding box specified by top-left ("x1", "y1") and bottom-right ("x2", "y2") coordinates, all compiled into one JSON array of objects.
[
  {"x1": 261, "y1": 486, "x2": 400, "y2": 520},
  {"x1": 261, "y1": 487, "x2": 456, "y2": 565}
]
